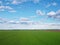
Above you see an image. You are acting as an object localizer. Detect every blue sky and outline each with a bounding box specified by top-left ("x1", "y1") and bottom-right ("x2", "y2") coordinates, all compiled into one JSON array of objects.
[{"x1": 0, "y1": 0, "x2": 60, "y2": 29}]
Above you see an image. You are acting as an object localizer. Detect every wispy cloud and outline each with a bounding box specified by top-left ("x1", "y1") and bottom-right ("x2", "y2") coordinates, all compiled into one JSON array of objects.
[
  {"x1": 52, "y1": 2, "x2": 57, "y2": 6},
  {"x1": 30, "y1": 15, "x2": 37, "y2": 18},
  {"x1": 12, "y1": 0, "x2": 21, "y2": 4},
  {"x1": 46, "y1": 2, "x2": 57, "y2": 8},
  {"x1": 0, "y1": 0, "x2": 16, "y2": 12},
  {"x1": 8, "y1": 20, "x2": 20, "y2": 24},
  {"x1": 0, "y1": 5, "x2": 16, "y2": 12},
  {"x1": 6, "y1": 6, "x2": 13, "y2": 10},
  {"x1": 33, "y1": 0, "x2": 40, "y2": 3},
  {"x1": 56, "y1": 10, "x2": 60, "y2": 15},
  {"x1": 9, "y1": 10, "x2": 16, "y2": 12},
  {"x1": 36, "y1": 10, "x2": 45, "y2": 15},
  {"x1": 0, "y1": 1, "x2": 2, "y2": 5},
  {"x1": 20, "y1": 17, "x2": 30, "y2": 22},
  {"x1": 11, "y1": 0, "x2": 40, "y2": 5},
  {"x1": 0, "y1": 17, "x2": 7, "y2": 24}
]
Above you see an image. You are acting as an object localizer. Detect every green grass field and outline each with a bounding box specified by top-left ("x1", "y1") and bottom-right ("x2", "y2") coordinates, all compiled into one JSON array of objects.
[{"x1": 0, "y1": 30, "x2": 60, "y2": 45}]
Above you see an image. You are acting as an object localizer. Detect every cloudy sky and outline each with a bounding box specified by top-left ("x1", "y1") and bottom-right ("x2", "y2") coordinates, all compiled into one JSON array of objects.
[{"x1": 0, "y1": 0, "x2": 60, "y2": 29}]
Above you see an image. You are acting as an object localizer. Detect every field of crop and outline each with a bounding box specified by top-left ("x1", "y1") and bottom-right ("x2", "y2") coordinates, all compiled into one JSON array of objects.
[{"x1": 0, "y1": 30, "x2": 60, "y2": 45}]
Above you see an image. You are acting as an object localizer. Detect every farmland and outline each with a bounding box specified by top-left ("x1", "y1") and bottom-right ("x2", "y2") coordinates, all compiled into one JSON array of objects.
[{"x1": 0, "y1": 30, "x2": 60, "y2": 45}]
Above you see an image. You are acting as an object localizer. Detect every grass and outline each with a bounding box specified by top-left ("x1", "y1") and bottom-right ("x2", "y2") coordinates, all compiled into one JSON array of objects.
[{"x1": 0, "y1": 30, "x2": 60, "y2": 45}]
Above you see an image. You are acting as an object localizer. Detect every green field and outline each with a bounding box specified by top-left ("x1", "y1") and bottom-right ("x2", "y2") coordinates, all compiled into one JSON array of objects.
[{"x1": 0, "y1": 30, "x2": 60, "y2": 45}]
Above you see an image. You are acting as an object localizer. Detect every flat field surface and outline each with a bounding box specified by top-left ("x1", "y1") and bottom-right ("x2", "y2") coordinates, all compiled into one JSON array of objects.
[{"x1": 0, "y1": 30, "x2": 60, "y2": 45}]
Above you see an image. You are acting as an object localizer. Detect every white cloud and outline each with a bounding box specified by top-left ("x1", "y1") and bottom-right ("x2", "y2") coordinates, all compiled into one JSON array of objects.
[
  {"x1": 0, "y1": 17, "x2": 7, "y2": 24},
  {"x1": 0, "y1": 17, "x2": 6, "y2": 21},
  {"x1": 0, "y1": 23, "x2": 60, "y2": 29},
  {"x1": 0, "y1": 0, "x2": 40, "y2": 6},
  {"x1": 0, "y1": 6, "x2": 8, "y2": 11},
  {"x1": 0, "y1": 17, "x2": 37, "y2": 25},
  {"x1": 9, "y1": 10, "x2": 16, "y2": 12},
  {"x1": 0, "y1": 6, "x2": 5, "y2": 9},
  {"x1": 5, "y1": 6, "x2": 13, "y2": 10},
  {"x1": 8, "y1": 20, "x2": 20, "y2": 24},
  {"x1": 5, "y1": 6, "x2": 16, "y2": 12},
  {"x1": 0, "y1": 17, "x2": 60, "y2": 29},
  {"x1": 33, "y1": 0, "x2": 40, "y2": 3},
  {"x1": 56, "y1": 16, "x2": 60, "y2": 19},
  {"x1": 47, "y1": 11, "x2": 56, "y2": 16},
  {"x1": 0, "y1": 1, "x2": 2, "y2": 5},
  {"x1": 46, "y1": 4, "x2": 51, "y2": 8},
  {"x1": 56, "y1": 10, "x2": 60, "y2": 15},
  {"x1": 19, "y1": 17, "x2": 31, "y2": 25},
  {"x1": 11, "y1": 0, "x2": 40, "y2": 5},
  {"x1": 0, "y1": 9, "x2": 5, "y2": 11},
  {"x1": 36, "y1": 10, "x2": 45, "y2": 15},
  {"x1": 46, "y1": 2, "x2": 57, "y2": 8},
  {"x1": 0, "y1": 0, "x2": 16, "y2": 12},
  {"x1": 47, "y1": 10, "x2": 60, "y2": 21},
  {"x1": 52, "y1": 2, "x2": 57, "y2": 6},
  {"x1": 12, "y1": 0, "x2": 27, "y2": 4},
  {"x1": 20, "y1": 17, "x2": 29, "y2": 22},
  {"x1": 0, "y1": 5, "x2": 16, "y2": 12},
  {"x1": 19, "y1": 17, "x2": 38, "y2": 25},
  {"x1": 0, "y1": 1, "x2": 2, "y2": 3},
  {"x1": 8, "y1": 20, "x2": 15, "y2": 23},
  {"x1": 30, "y1": 15, "x2": 37, "y2": 18},
  {"x1": 12, "y1": 0, "x2": 20, "y2": 4},
  {"x1": 47, "y1": 10, "x2": 60, "y2": 16},
  {"x1": 55, "y1": 10, "x2": 60, "y2": 19}
]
